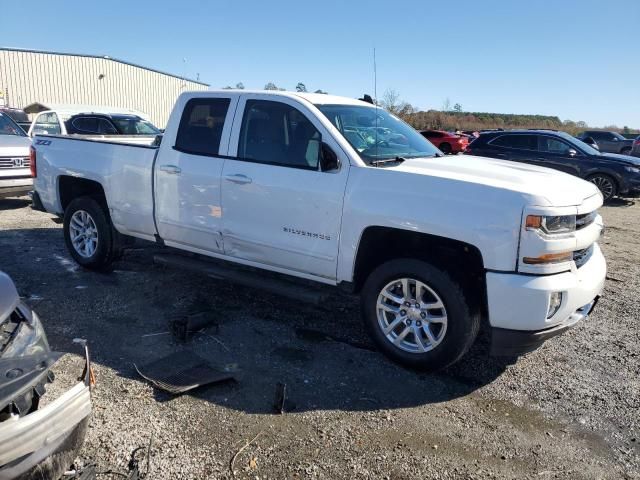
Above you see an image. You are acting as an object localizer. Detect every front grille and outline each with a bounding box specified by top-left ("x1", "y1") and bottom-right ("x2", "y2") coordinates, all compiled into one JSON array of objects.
[
  {"x1": 573, "y1": 245, "x2": 594, "y2": 269},
  {"x1": 576, "y1": 211, "x2": 597, "y2": 230},
  {"x1": 0, "y1": 157, "x2": 30, "y2": 169}
]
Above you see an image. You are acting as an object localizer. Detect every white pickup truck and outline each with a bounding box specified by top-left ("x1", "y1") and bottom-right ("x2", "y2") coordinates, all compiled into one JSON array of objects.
[{"x1": 31, "y1": 91, "x2": 606, "y2": 371}]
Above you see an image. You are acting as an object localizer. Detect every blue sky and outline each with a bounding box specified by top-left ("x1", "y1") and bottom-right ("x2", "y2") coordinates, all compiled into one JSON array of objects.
[{"x1": 2, "y1": 0, "x2": 638, "y2": 128}]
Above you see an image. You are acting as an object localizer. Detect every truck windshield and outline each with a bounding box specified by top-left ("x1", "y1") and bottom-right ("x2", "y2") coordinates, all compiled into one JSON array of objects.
[
  {"x1": 316, "y1": 104, "x2": 440, "y2": 162},
  {"x1": 0, "y1": 113, "x2": 26, "y2": 137},
  {"x1": 111, "y1": 116, "x2": 160, "y2": 135}
]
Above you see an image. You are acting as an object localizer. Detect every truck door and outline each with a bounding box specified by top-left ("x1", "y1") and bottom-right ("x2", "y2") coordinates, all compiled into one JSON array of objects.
[
  {"x1": 154, "y1": 94, "x2": 238, "y2": 253},
  {"x1": 220, "y1": 95, "x2": 348, "y2": 281}
]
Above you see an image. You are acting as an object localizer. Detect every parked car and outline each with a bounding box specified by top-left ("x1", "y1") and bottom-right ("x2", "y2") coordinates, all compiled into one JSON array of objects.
[
  {"x1": 419, "y1": 129, "x2": 469, "y2": 154},
  {"x1": 577, "y1": 131, "x2": 634, "y2": 155},
  {"x1": 0, "y1": 271, "x2": 92, "y2": 479},
  {"x1": 0, "y1": 108, "x2": 31, "y2": 133},
  {"x1": 31, "y1": 91, "x2": 605, "y2": 371},
  {"x1": 466, "y1": 129, "x2": 640, "y2": 201},
  {"x1": 631, "y1": 135, "x2": 640, "y2": 158},
  {"x1": 27, "y1": 106, "x2": 161, "y2": 146},
  {"x1": 0, "y1": 112, "x2": 32, "y2": 198}
]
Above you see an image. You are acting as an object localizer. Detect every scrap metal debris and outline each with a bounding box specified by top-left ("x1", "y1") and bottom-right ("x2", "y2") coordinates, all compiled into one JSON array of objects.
[
  {"x1": 169, "y1": 311, "x2": 219, "y2": 342},
  {"x1": 273, "y1": 382, "x2": 287, "y2": 414},
  {"x1": 134, "y1": 350, "x2": 234, "y2": 394}
]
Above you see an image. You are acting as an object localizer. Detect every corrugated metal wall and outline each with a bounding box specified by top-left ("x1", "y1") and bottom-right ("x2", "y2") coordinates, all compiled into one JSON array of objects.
[{"x1": 0, "y1": 49, "x2": 209, "y2": 127}]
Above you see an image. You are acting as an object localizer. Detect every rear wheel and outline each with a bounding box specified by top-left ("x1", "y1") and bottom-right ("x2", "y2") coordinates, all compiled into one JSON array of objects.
[
  {"x1": 63, "y1": 197, "x2": 122, "y2": 271},
  {"x1": 588, "y1": 173, "x2": 617, "y2": 202},
  {"x1": 361, "y1": 259, "x2": 480, "y2": 371},
  {"x1": 439, "y1": 142, "x2": 452, "y2": 154}
]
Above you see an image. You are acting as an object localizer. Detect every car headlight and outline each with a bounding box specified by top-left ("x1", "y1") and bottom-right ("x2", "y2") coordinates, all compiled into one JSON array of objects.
[
  {"x1": 526, "y1": 214, "x2": 576, "y2": 234},
  {"x1": 2, "y1": 305, "x2": 50, "y2": 358},
  {"x1": 624, "y1": 166, "x2": 640, "y2": 173}
]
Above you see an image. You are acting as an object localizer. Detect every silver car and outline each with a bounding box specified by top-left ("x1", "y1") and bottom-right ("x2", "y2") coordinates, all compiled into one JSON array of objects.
[
  {"x1": 577, "y1": 130, "x2": 634, "y2": 155},
  {"x1": 0, "y1": 271, "x2": 92, "y2": 479}
]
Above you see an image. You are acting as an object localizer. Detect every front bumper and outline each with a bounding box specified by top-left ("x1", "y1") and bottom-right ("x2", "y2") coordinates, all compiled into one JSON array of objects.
[
  {"x1": 485, "y1": 242, "x2": 606, "y2": 354},
  {"x1": 0, "y1": 352, "x2": 92, "y2": 479},
  {"x1": 0, "y1": 177, "x2": 32, "y2": 198},
  {"x1": 490, "y1": 297, "x2": 599, "y2": 356}
]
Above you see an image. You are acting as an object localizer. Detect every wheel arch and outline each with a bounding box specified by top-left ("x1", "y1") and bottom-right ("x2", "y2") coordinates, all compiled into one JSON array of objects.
[
  {"x1": 352, "y1": 226, "x2": 487, "y2": 316},
  {"x1": 58, "y1": 176, "x2": 108, "y2": 213}
]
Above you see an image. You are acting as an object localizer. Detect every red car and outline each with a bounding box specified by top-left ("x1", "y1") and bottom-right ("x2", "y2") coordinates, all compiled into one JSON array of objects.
[{"x1": 419, "y1": 130, "x2": 469, "y2": 154}]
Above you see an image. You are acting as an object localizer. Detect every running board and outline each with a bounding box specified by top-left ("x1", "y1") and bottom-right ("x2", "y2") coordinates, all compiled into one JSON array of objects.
[{"x1": 153, "y1": 253, "x2": 329, "y2": 305}]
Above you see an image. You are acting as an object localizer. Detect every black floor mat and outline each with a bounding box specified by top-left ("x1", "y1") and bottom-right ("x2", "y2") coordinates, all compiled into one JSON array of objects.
[{"x1": 134, "y1": 350, "x2": 234, "y2": 394}]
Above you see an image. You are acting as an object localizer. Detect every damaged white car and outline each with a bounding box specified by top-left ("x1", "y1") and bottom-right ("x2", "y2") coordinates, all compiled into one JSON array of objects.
[{"x1": 0, "y1": 271, "x2": 92, "y2": 480}]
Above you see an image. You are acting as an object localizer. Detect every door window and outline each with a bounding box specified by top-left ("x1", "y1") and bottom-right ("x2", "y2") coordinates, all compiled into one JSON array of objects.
[
  {"x1": 489, "y1": 134, "x2": 537, "y2": 150},
  {"x1": 538, "y1": 137, "x2": 573, "y2": 155},
  {"x1": 238, "y1": 100, "x2": 321, "y2": 170},
  {"x1": 174, "y1": 98, "x2": 231, "y2": 156},
  {"x1": 33, "y1": 112, "x2": 62, "y2": 135}
]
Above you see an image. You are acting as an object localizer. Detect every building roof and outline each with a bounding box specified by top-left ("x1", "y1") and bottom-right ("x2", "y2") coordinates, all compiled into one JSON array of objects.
[{"x1": 0, "y1": 47, "x2": 209, "y2": 86}]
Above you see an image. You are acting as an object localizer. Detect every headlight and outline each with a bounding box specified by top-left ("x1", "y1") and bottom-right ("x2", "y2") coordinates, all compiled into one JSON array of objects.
[
  {"x1": 526, "y1": 215, "x2": 576, "y2": 234},
  {"x1": 624, "y1": 166, "x2": 640, "y2": 173},
  {"x1": 2, "y1": 306, "x2": 49, "y2": 358}
]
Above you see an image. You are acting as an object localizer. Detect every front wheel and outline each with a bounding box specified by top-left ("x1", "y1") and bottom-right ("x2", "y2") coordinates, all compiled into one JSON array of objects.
[
  {"x1": 621, "y1": 147, "x2": 631, "y2": 155},
  {"x1": 588, "y1": 173, "x2": 617, "y2": 202},
  {"x1": 63, "y1": 197, "x2": 121, "y2": 271},
  {"x1": 361, "y1": 259, "x2": 480, "y2": 371}
]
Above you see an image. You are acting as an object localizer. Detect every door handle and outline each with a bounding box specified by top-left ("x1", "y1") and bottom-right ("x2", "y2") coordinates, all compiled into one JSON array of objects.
[
  {"x1": 224, "y1": 174, "x2": 252, "y2": 185},
  {"x1": 159, "y1": 164, "x2": 181, "y2": 175}
]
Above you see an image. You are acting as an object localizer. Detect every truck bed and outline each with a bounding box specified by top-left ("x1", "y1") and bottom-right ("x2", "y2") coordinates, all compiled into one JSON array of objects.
[{"x1": 34, "y1": 135, "x2": 159, "y2": 240}]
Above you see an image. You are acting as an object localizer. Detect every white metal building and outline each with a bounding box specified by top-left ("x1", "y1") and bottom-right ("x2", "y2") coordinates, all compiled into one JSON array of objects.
[{"x1": 0, "y1": 47, "x2": 209, "y2": 127}]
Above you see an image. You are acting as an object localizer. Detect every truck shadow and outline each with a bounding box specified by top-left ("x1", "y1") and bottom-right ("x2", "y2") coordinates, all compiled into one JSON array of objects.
[{"x1": 2, "y1": 227, "x2": 510, "y2": 415}]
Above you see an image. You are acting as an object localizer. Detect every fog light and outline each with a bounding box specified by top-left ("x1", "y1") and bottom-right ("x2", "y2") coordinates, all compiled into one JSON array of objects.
[{"x1": 547, "y1": 292, "x2": 563, "y2": 319}]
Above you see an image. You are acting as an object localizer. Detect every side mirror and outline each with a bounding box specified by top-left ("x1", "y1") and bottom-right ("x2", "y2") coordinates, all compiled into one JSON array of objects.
[
  {"x1": 568, "y1": 149, "x2": 577, "y2": 157},
  {"x1": 319, "y1": 142, "x2": 340, "y2": 172}
]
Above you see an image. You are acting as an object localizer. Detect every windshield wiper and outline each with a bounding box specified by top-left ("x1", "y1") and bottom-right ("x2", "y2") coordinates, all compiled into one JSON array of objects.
[{"x1": 370, "y1": 156, "x2": 407, "y2": 167}]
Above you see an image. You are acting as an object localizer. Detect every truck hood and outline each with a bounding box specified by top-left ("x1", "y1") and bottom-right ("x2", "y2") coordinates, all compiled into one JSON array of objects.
[
  {"x1": 0, "y1": 135, "x2": 31, "y2": 156},
  {"x1": 392, "y1": 155, "x2": 600, "y2": 207}
]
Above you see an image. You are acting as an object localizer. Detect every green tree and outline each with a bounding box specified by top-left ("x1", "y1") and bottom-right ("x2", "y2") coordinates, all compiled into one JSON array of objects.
[
  {"x1": 236, "y1": 82, "x2": 245, "y2": 89},
  {"x1": 453, "y1": 103, "x2": 462, "y2": 112},
  {"x1": 264, "y1": 82, "x2": 279, "y2": 91},
  {"x1": 295, "y1": 82, "x2": 307, "y2": 92}
]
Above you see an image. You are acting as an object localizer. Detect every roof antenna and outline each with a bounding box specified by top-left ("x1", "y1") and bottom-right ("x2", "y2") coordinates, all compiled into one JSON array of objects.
[{"x1": 374, "y1": 47, "x2": 379, "y2": 162}]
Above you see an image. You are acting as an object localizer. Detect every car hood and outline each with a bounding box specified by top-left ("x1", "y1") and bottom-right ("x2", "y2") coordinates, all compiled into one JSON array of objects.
[
  {"x1": 0, "y1": 272, "x2": 20, "y2": 325},
  {"x1": 597, "y1": 152, "x2": 640, "y2": 166},
  {"x1": 392, "y1": 155, "x2": 600, "y2": 207},
  {"x1": 0, "y1": 135, "x2": 31, "y2": 156}
]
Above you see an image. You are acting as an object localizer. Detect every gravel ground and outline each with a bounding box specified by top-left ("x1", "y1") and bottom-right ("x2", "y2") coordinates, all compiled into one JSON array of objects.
[{"x1": 1, "y1": 196, "x2": 638, "y2": 479}]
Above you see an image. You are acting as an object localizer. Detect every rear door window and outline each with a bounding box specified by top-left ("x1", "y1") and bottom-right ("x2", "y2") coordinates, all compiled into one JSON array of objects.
[
  {"x1": 489, "y1": 134, "x2": 537, "y2": 150},
  {"x1": 174, "y1": 98, "x2": 231, "y2": 156}
]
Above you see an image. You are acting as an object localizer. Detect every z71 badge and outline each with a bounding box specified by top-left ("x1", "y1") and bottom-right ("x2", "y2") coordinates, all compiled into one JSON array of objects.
[{"x1": 283, "y1": 227, "x2": 330, "y2": 241}]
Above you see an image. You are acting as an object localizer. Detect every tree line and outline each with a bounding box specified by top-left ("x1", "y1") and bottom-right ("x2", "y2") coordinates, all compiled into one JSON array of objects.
[
  {"x1": 221, "y1": 81, "x2": 327, "y2": 94},
  {"x1": 379, "y1": 89, "x2": 638, "y2": 136}
]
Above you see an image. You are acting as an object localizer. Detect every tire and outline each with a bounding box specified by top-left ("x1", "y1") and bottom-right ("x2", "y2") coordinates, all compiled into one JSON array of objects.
[
  {"x1": 361, "y1": 259, "x2": 480, "y2": 371},
  {"x1": 587, "y1": 173, "x2": 617, "y2": 202},
  {"x1": 63, "y1": 196, "x2": 122, "y2": 271},
  {"x1": 621, "y1": 147, "x2": 631, "y2": 155},
  {"x1": 439, "y1": 142, "x2": 452, "y2": 155}
]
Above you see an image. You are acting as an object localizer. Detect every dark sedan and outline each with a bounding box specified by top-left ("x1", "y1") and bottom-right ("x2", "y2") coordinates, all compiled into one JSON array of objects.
[{"x1": 466, "y1": 130, "x2": 640, "y2": 201}]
